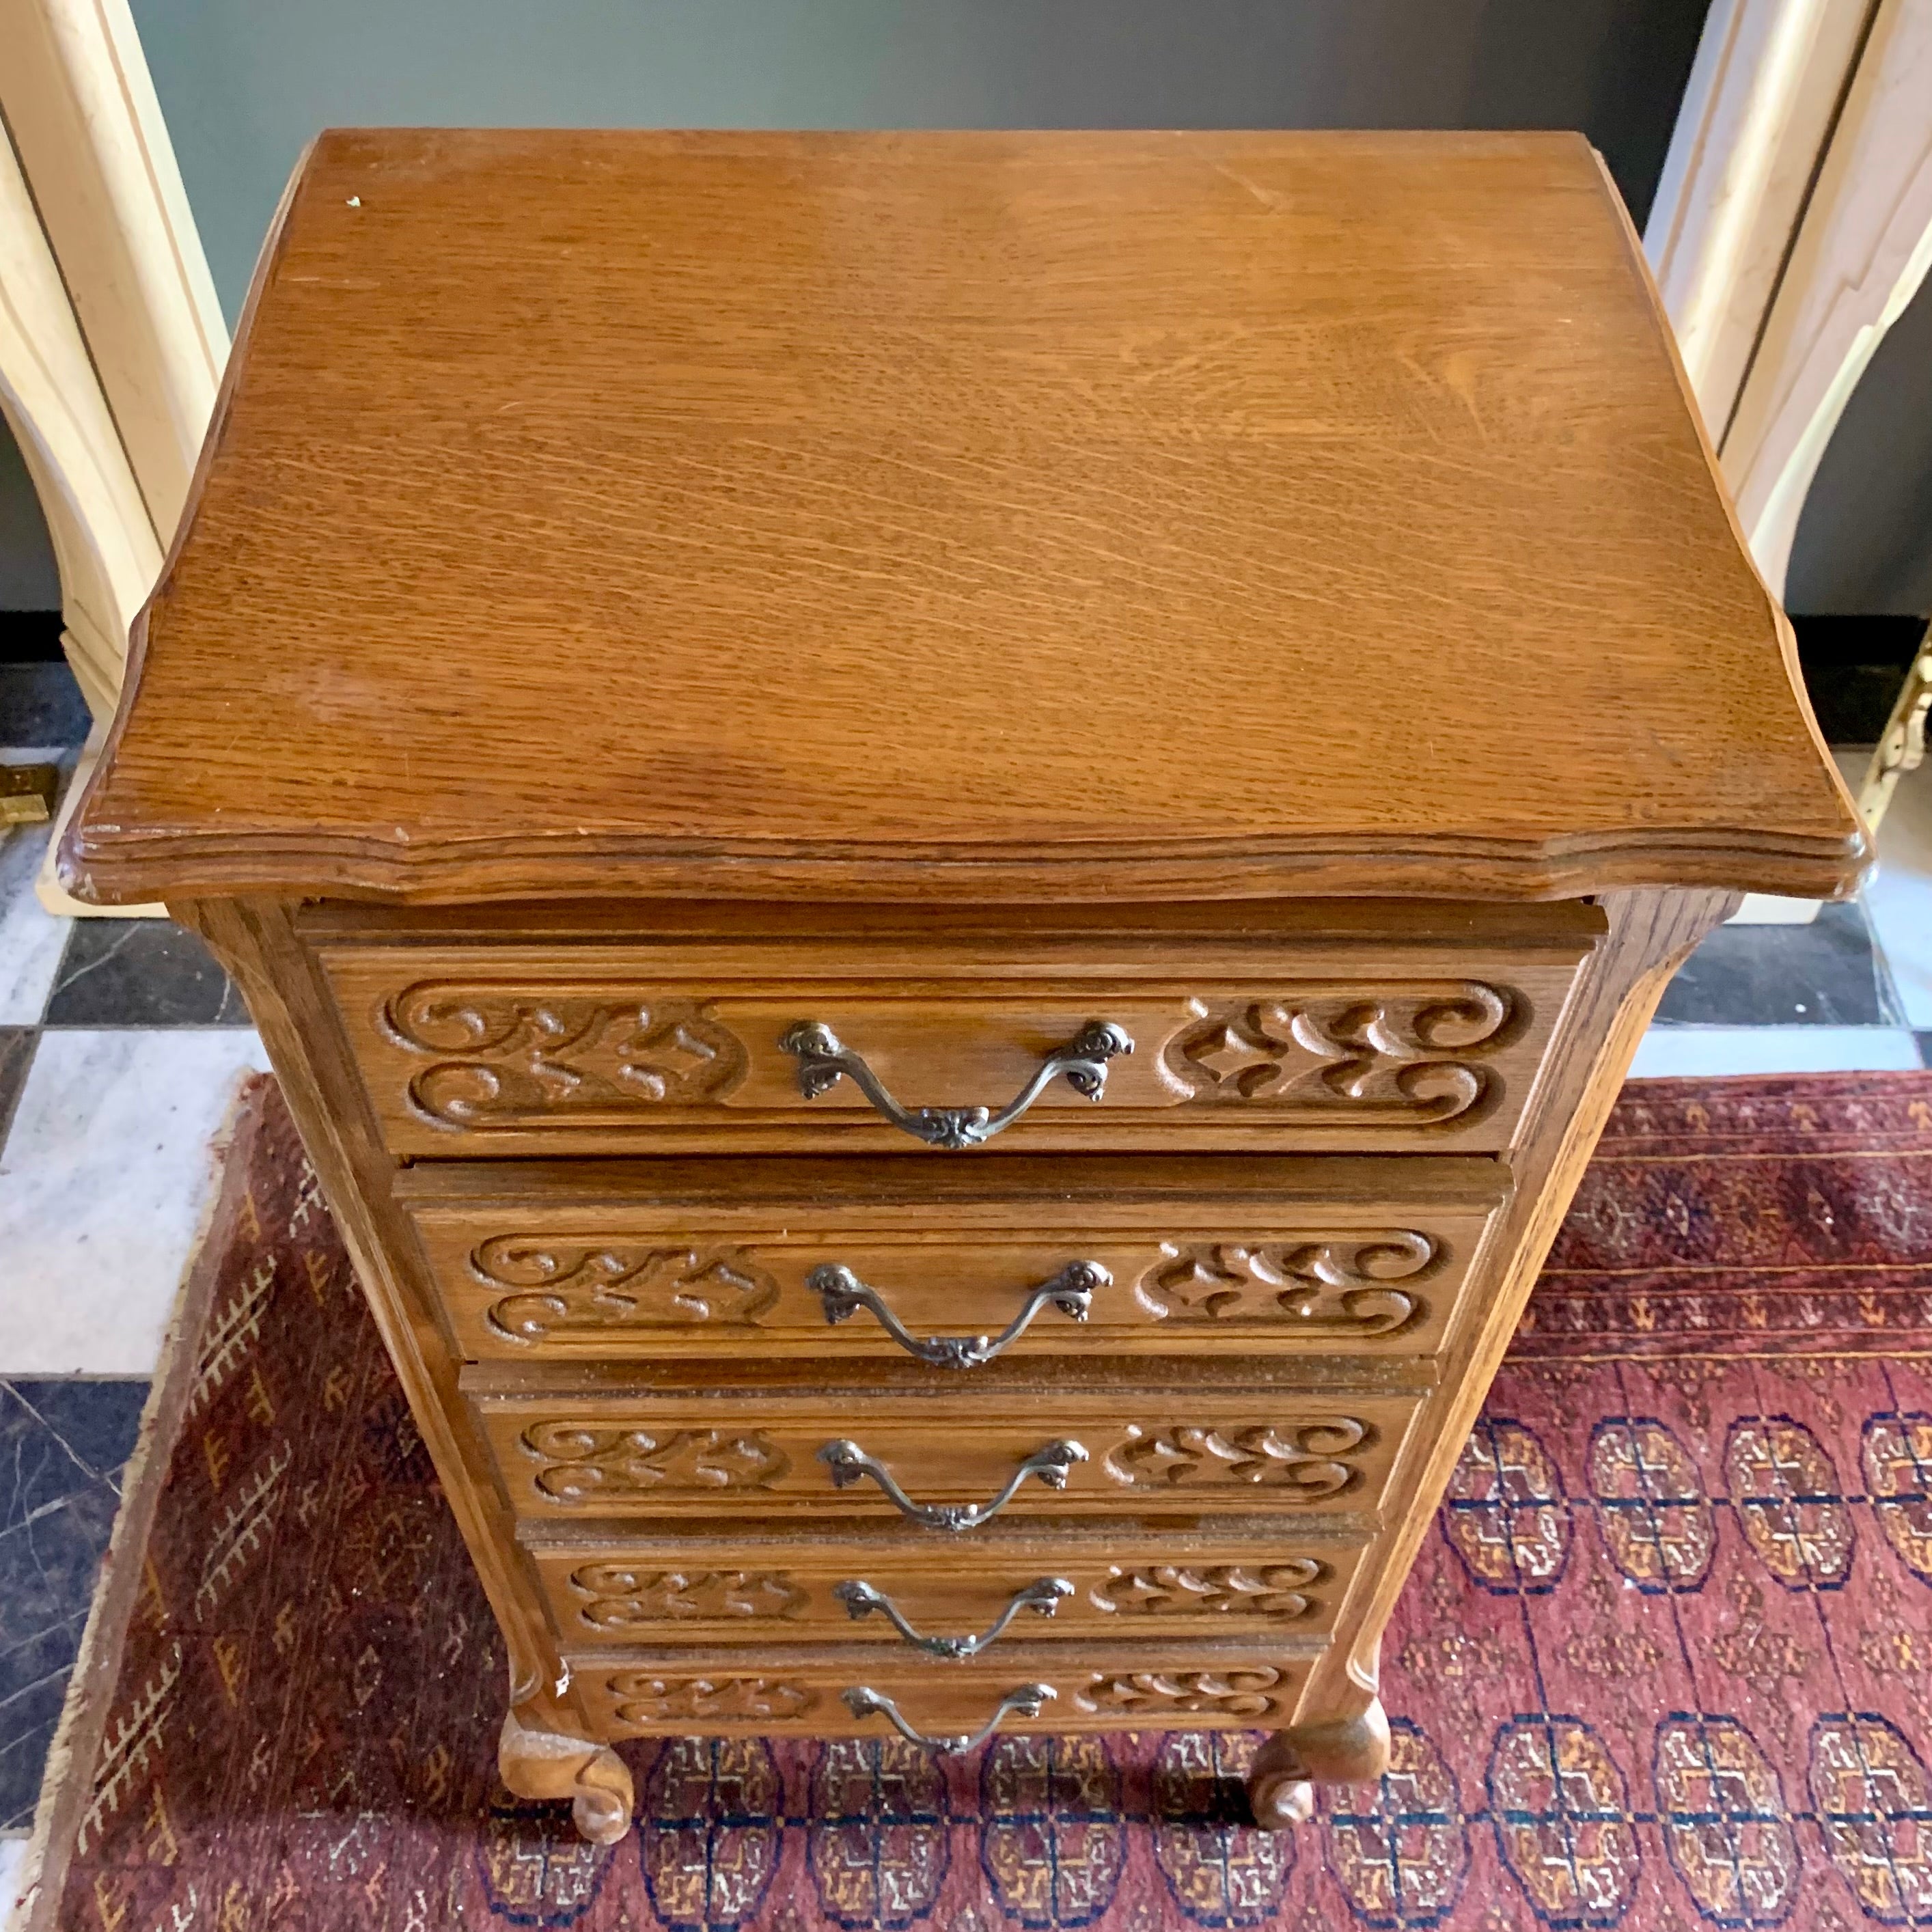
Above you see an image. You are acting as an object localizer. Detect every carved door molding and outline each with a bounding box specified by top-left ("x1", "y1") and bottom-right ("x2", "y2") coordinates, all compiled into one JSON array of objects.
[{"x1": 1648, "y1": 0, "x2": 1932, "y2": 605}]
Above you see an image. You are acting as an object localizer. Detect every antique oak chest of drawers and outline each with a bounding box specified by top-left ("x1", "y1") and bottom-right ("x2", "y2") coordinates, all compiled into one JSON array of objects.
[{"x1": 62, "y1": 130, "x2": 1868, "y2": 1843}]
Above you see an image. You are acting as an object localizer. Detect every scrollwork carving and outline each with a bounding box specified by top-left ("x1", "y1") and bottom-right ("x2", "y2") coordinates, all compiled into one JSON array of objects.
[
  {"x1": 382, "y1": 986, "x2": 747, "y2": 1129},
  {"x1": 1094, "y1": 1559, "x2": 1326, "y2": 1620},
  {"x1": 1138, "y1": 1233, "x2": 1435, "y2": 1334},
  {"x1": 1075, "y1": 1668, "x2": 1285, "y2": 1718},
  {"x1": 1105, "y1": 1420, "x2": 1368, "y2": 1498},
  {"x1": 473, "y1": 1238, "x2": 778, "y2": 1342},
  {"x1": 519, "y1": 1424, "x2": 789, "y2": 1503},
  {"x1": 1163, "y1": 983, "x2": 1516, "y2": 1127},
  {"x1": 566, "y1": 1566, "x2": 807, "y2": 1629},
  {"x1": 499, "y1": 1705, "x2": 635, "y2": 1846},
  {"x1": 607, "y1": 1674, "x2": 814, "y2": 1724}
]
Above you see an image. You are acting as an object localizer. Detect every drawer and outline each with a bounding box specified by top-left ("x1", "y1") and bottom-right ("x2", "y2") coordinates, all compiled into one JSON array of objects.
[
  {"x1": 566, "y1": 1641, "x2": 1316, "y2": 1739},
  {"x1": 401, "y1": 1153, "x2": 1508, "y2": 1363},
  {"x1": 316, "y1": 905, "x2": 1600, "y2": 1157},
  {"x1": 467, "y1": 1381, "x2": 1421, "y2": 1526},
  {"x1": 525, "y1": 1524, "x2": 1368, "y2": 1650}
]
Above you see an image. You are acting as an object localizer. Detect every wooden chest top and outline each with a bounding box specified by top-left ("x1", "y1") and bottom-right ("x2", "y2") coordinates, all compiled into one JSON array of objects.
[{"x1": 63, "y1": 129, "x2": 1864, "y2": 907}]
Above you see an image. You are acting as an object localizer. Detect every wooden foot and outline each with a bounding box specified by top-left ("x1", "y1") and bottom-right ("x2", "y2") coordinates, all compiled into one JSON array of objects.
[
  {"x1": 1247, "y1": 1699, "x2": 1390, "y2": 1831},
  {"x1": 499, "y1": 1704, "x2": 635, "y2": 1845}
]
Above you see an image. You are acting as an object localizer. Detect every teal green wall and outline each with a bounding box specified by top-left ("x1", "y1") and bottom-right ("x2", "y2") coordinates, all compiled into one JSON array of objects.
[
  {"x1": 1787, "y1": 270, "x2": 1932, "y2": 618},
  {"x1": 10, "y1": 5, "x2": 1918, "y2": 650},
  {"x1": 10, "y1": 0, "x2": 1723, "y2": 618},
  {"x1": 0, "y1": 422, "x2": 60, "y2": 613},
  {"x1": 126, "y1": 0, "x2": 1711, "y2": 325}
]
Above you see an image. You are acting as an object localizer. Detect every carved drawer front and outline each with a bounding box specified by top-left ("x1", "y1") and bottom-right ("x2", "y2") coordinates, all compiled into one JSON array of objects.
[
  {"x1": 401, "y1": 1153, "x2": 1508, "y2": 1363},
  {"x1": 466, "y1": 1383, "x2": 1420, "y2": 1526},
  {"x1": 318, "y1": 918, "x2": 1597, "y2": 1157},
  {"x1": 566, "y1": 1641, "x2": 1315, "y2": 1741},
  {"x1": 525, "y1": 1528, "x2": 1368, "y2": 1650}
]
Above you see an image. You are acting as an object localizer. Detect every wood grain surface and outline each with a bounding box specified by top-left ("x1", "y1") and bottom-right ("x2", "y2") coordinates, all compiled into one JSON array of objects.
[
  {"x1": 400, "y1": 1150, "x2": 1507, "y2": 1362},
  {"x1": 521, "y1": 1526, "x2": 1370, "y2": 1646},
  {"x1": 464, "y1": 1381, "x2": 1422, "y2": 1524},
  {"x1": 64, "y1": 129, "x2": 1865, "y2": 907},
  {"x1": 566, "y1": 1642, "x2": 1319, "y2": 1737},
  {"x1": 327, "y1": 961, "x2": 1584, "y2": 1159},
  {"x1": 127, "y1": 134, "x2": 1858, "y2": 1840}
]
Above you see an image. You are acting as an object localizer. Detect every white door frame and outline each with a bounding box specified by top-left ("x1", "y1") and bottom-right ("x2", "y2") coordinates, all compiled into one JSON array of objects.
[
  {"x1": 1645, "y1": 0, "x2": 1932, "y2": 916},
  {"x1": 0, "y1": 0, "x2": 226, "y2": 913}
]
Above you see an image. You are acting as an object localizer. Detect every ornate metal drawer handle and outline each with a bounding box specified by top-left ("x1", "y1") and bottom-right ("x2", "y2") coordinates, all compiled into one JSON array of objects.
[
  {"x1": 832, "y1": 1577, "x2": 1073, "y2": 1658},
  {"x1": 817, "y1": 1437, "x2": 1088, "y2": 1530},
  {"x1": 777, "y1": 1019, "x2": 1133, "y2": 1148},
  {"x1": 808, "y1": 1260, "x2": 1107, "y2": 1368},
  {"x1": 842, "y1": 1683, "x2": 1055, "y2": 1754}
]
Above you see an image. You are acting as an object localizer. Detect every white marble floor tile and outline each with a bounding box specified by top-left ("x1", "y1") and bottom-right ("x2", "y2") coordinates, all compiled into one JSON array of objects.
[
  {"x1": 0, "y1": 769, "x2": 69, "y2": 1027},
  {"x1": 1860, "y1": 763, "x2": 1932, "y2": 1028},
  {"x1": 0, "y1": 1028, "x2": 268, "y2": 1375},
  {"x1": 0, "y1": 749, "x2": 78, "y2": 1027},
  {"x1": 1, "y1": 1833, "x2": 27, "y2": 1927},
  {"x1": 1628, "y1": 1025, "x2": 1923, "y2": 1079}
]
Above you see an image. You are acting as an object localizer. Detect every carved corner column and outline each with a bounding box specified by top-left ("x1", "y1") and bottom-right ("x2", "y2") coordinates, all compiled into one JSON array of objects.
[
  {"x1": 185, "y1": 899, "x2": 596, "y2": 1819},
  {"x1": 1246, "y1": 889, "x2": 1738, "y2": 1829}
]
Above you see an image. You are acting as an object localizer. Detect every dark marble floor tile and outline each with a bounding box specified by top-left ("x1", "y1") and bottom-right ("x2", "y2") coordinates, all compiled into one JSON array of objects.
[
  {"x1": 0, "y1": 1615, "x2": 87, "y2": 1717},
  {"x1": 0, "y1": 1482, "x2": 118, "y2": 1653},
  {"x1": 8, "y1": 1382, "x2": 147, "y2": 1488},
  {"x1": 0, "y1": 1630, "x2": 83, "y2": 1823},
  {"x1": 0, "y1": 1610, "x2": 92, "y2": 1833},
  {"x1": 0, "y1": 1385, "x2": 94, "y2": 1536},
  {"x1": 0, "y1": 1027, "x2": 35, "y2": 1146},
  {"x1": 0, "y1": 1620, "x2": 85, "y2": 1826},
  {"x1": 0, "y1": 1710, "x2": 61, "y2": 1828},
  {"x1": 1653, "y1": 899, "x2": 1901, "y2": 1027},
  {"x1": 0, "y1": 662, "x2": 91, "y2": 749},
  {"x1": 42, "y1": 920, "x2": 249, "y2": 1027},
  {"x1": 0, "y1": 1480, "x2": 121, "y2": 1828}
]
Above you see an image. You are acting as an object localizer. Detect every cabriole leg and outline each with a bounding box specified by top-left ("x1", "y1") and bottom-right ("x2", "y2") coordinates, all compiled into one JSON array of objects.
[
  {"x1": 1247, "y1": 1698, "x2": 1390, "y2": 1830},
  {"x1": 499, "y1": 1697, "x2": 635, "y2": 1846}
]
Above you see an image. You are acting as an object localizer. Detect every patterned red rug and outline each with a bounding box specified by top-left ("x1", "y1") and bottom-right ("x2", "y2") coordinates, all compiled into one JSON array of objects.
[{"x1": 21, "y1": 1071, "x2": 1932, "y2": 1932}]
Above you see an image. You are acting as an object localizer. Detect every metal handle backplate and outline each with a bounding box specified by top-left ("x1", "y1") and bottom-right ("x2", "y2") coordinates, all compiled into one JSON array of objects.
[
  {"x1": 833, "y1": 1576, "x2": 1072, "y2": 1657},
  {"x1": 817, "y1": 1437, "x2": 1087, "y2": 1530},
  {"x1": 778, "y1": 1020, "x2": 1133, "y2": 1148},
  {"x1": 808, "y1": 1260, "x2": 1106, "y2": 1368},
  {"x1": 842, "y1": 1683, "x2": 1055, "y2": 1754}
]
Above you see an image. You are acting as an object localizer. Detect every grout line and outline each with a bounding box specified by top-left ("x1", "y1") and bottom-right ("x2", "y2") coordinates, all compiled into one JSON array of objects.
[
  {"x1": 0, "y1": 1377, "x2": 151, "y2": 1385},
  {"x1": 1645, "y1": 1019, "x2": 1914, "y2": 1030},
  {"x1": 34, "y1": 1023, "x2": 254, "y2": 1032}
]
